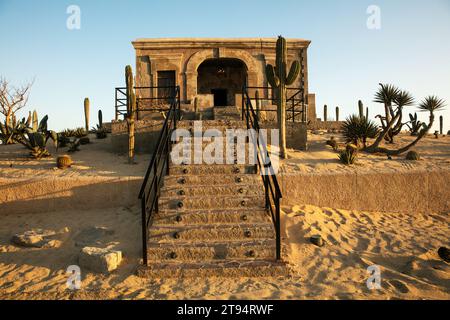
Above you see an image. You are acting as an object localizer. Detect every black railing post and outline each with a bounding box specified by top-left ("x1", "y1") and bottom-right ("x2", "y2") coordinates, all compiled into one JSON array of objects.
[
  {"x1": 241, "y1": 87, "x2": 245, "y2": 121},
  {"x1": 264, "y1": 177, "x2": 269, "y2": 210},
  {"x1": 141, "y1": 195, "x2": 148, "y2": 266},
  {"x1": 275, "y1": 196, "x2": 281, "y2": 261}
]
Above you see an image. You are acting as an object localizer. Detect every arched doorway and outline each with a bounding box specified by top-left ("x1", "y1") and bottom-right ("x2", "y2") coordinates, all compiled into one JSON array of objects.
[{"x1": 197, "y1": 58, "x2": 247, "y2": 106}]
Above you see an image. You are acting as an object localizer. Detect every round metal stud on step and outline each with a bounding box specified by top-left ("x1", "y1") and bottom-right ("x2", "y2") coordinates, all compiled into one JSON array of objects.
[
  {"x1": 244, "y1": 230, "x2": 252, "y2": 238},
  {"x1": 179, "y1": 190, "x2": 185, "y2": 196},
  {"x1": 173, "y1": 232, "x2": 180, "y2": 239},
  {"x1": 238, "y1": 188, "x2": 244, "y2": 194},
  {"x1": 175, "y1": 215, "x2": 183, "y2": 222},
  {"x1": 179, "y1": 178, "x2": 186, "y2": 184},
  {"x1": 236, "y1": 177, "x2": 243, "y2": 183},
  {"x1": 247, "y1": 250, "x2": 256, "y2": 258},
  {"x1": 183, "y1": 168, "x2": 189, "y2": 174},
  {"x1": 234, "y1": 168, "x2": 240, "y2": 174},
  {"x1": 241, "y1": 200, "x2": 246, "y2": 207},
  {"x1": 241, "y1": 215, "x2": 248, "y2": 221},
  {"x1": 177, "y1": 201, "x2": 184, "y2": 208},
  {"x1": 170, "y1": 252, "x2": 178, "y2": 259}
]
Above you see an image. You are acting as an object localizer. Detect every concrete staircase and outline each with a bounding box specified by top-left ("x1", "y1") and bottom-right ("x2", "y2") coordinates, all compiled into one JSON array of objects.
[{"x1": 137, "y1": 106, "x2": 287, "y2": 277}]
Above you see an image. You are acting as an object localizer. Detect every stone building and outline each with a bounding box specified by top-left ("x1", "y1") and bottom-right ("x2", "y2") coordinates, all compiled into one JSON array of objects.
[{"x1": 131, "y1": 38, "x2": 316, "y2": 120}]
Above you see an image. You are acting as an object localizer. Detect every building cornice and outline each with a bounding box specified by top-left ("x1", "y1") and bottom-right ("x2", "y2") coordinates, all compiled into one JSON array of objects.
[{"x1": 132, "y1": 38, "x2": 311, "y2": 50}]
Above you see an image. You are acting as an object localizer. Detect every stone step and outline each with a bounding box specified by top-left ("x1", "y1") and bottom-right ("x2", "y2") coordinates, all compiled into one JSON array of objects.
[
  {"x1": 137, "y1": 259, "x2": 289, "y2": 278},
  {"x1": 168, "y1": 164, "x2": 257, "y2": 176},
  {"x1": 147, "y1": 239, "x2": 276, "y2": 262},
  {"x1": 159, "y1": 195, "x2": 265, "y2": 210},
  {"x1": 161, "y1": 184, "x2": 263, "y2": 197},
  {"x1": 163, "y1": 174, "x2": 261, "y2": 187},
  {"x1": 178, "y1": 120, "x2": 246, "y2": 130},
  {"x1": 149, "y1": 223, "x2": 275, "y2": 243},
  {"x1": 152, "y1": 208, "x2": 271, "y2": 225}
]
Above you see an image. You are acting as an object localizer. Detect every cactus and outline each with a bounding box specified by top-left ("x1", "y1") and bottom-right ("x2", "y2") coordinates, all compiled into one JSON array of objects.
[
  {"x1": 255, "y1": 90, "x2": 261, "y2": 121},
  {"x1": 335, "y1": 106, "x2": 339, "y2": 122},
  {"x1": 358, "y1": 100, "x2": 364, "y2": 118},
  {"x1": 407, "y1": 113, "x2": 423, "y2": 136},
  {"x1": 32, "y1": 110, "x2": 38, "y2": 131},
  {"x1": 57, "y1": 155, "x2": 73, "y2": 169},
  {"x1": 366, "y1": 107, "x2": 369, "y2": 120},
  {"x1": 125, "y1": 65, "x2": 136, "y2": 164},
  {"x1": 405, "y1": 150, "x2": 420, "y2": 161},
  {"x1": 440, "y1": 115, "x2": 443, "y2": 135},
  {"x1": 84, "y1": 98, "x2": 90, "y2": 132},
  {"x1": 323, "y1": 105, "x2": 328, "y2": 122},
  {"x1": 98, "y1": 110, "x2": 103, "y2": 128},
  {"x1": 92, "y1": 110, "x2": 107, "y2": 139},
  {"x1": 265, "y1": 36, "x2": 300, "y2": 159}
]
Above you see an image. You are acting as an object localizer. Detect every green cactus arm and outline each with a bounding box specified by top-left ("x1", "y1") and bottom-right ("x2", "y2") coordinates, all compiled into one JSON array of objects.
[
  {"x1": 38, "y1": 115, "x2": 49, "y2": 132},
  {"x1": 266, "y1": 64, "x2": 280, "y2": 88},
  {"x1": 286, "y1": 60, "x2": 300, "y2": 86},
  {"x1": 98, "y1": 110, "x2": 103, "y2": 128}
]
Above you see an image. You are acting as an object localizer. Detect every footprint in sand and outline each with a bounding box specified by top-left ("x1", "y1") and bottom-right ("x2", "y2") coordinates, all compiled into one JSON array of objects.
[{"x1": 387, "y1": 279, "x2": 410, "y2": 294}]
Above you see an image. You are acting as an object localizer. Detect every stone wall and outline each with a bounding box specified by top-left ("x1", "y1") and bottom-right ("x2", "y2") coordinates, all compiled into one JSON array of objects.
[{"x1": 280, "y1": 169, "x2": 450, "y2": 214}]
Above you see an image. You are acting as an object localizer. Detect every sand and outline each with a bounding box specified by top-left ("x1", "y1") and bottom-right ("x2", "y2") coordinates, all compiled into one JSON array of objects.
[
  {"x1": 0, "y1": 132, "x2": 448, "y2": 300},
  {"x1": 0, "y1": 204, "x2": 448, "y2": 300},
  {"x1": 283, "y1": 132, "x2": 450, "y2": 175}
]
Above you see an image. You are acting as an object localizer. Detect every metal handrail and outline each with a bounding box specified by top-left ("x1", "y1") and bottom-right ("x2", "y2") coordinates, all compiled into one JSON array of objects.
[
  {"x1": 242, "y1": 85, "x2": 283, "y2": 261},
  {"x1": 137, "y1": 86, "x2": 181, "y2": 266},
  {"x1": 115, "y1": 86, "x2": 179, "y2": 121},
  {"x1": 242, "y1": 86, "x2": 307, "y2": 123}
]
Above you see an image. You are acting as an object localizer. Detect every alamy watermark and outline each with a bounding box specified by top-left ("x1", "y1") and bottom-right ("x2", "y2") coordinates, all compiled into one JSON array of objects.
[
  {"x1": 66, "y1": 265, "x2": 82, "y2": 290},
  {"x1": 66, "y1": 5, "x2": 81, "y2": 30},
  {"x1": 367, "y1": 5, "x2": 381, "y2": 30},
  {"x1": 366, "y1": 265, "x2": 382, "y2": 290},
  {"x1": 170, "y1": 121, "x2": 280, "y2": 175}
]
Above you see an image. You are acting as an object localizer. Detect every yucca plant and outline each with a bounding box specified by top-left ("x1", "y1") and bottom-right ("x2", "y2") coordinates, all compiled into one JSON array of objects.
[
  {"x1": 365, "y1": 94, "x2": 446, "y2": 155},
  {"x1": 342, "y1": 115, "x2": 380, "y2": 148}
]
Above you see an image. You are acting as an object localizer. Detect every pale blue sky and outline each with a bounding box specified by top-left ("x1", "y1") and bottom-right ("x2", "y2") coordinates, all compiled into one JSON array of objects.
[{"x1": 0, "y1": 0, "x2": 449, "y2": 131}]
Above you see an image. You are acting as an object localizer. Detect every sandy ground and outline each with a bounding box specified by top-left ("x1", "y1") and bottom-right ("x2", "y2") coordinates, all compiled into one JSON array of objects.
[
  {"x1": 1, "y1": 132, "x2": 449, "y2": 179},
  {"x1": 0, "y1": 132, "x2": 448, "y2": 300},
  {"x1": 283, "y1": 132, "x2": 450, "y2": 175},
  {"x1": 0, "y1": 204, "x2": 448, "y2": 300},
  {"x1": 0, "y1": 135, "x2": 149, "y2": 179}
]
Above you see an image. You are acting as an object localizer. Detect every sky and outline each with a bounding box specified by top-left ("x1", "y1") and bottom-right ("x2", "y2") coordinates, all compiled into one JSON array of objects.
[{"x1": 0, "y1": 0, "x2": 449, "y2": 132}]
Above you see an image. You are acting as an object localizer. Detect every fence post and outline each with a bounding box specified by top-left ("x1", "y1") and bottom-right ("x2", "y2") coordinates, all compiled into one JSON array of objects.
[
  {"x1": 275, "y1": 196, "x2": 281, "y2": 260},
  {"x1": 141, "y1": 195, "x2": 148, "y2": 266}
]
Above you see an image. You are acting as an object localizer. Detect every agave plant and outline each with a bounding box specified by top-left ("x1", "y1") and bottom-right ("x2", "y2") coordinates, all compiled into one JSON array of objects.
[
  {"x1": 342, "y1": 115, "x2": 380, "y2": 148},
  {"x1": 15, "y1": 114, "x2": 58, "y2": 159},
  {"x1": 0, "y1": 113, "x2": 31, "y2": 145}
]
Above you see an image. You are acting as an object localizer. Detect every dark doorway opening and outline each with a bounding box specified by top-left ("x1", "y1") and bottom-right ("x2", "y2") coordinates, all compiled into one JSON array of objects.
[
  {"x1": 157, "y1": 70, "x2": 176, "y2": 103},
  {"x1": 211, "y1": 89, "x2": 228, "y2": 106},
  {"x1": 197, "y1": 58, "x2": 247, "y2": 106}
]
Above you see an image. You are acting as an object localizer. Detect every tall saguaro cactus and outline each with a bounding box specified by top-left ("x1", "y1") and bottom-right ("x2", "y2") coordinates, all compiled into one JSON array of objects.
[
  {"x1": 265, "y1": 36, "x2": 300, "y2": 159},
  {"x1": 358, "y1": 100, "x2": 364, "y2": 119},
  {"x1": 125, "y1": 65, "x2": 136, "y2": 164},
  {"x1": 84, "y1": 98, "x2": 90, "y2": 132},
  {"x1": 335, "y1": 106, "x2": 339, "y2": 122},
  {"x1": 440, "y1": 115, "x2": 443, "y2": 135},
  {"x1": 323, "y1": 105, "x2": 328, "y2": 122}
]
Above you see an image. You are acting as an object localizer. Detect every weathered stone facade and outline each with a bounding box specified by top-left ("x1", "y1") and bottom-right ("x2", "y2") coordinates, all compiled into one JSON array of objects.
[{"x1": 132, "y1": 38, "x2": 316, "y2": 119}]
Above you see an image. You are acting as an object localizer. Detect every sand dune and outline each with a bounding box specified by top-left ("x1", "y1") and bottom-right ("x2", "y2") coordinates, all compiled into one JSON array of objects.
[{"x1": 0, "y1": 204, "x2": 448, "y2": 300}]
